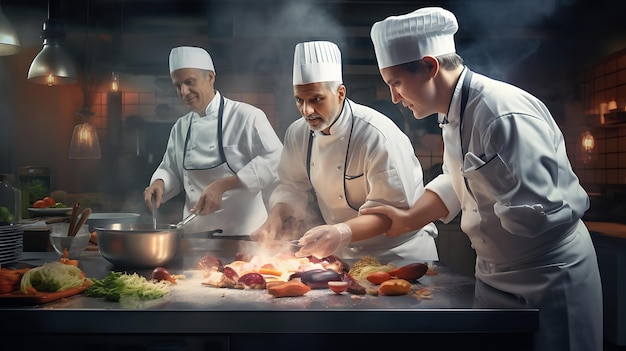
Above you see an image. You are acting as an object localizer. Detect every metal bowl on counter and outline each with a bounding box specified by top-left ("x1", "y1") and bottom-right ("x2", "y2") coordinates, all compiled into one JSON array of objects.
[{"x1": 95, "y1": 223, "x2": 182, "y2": 268}]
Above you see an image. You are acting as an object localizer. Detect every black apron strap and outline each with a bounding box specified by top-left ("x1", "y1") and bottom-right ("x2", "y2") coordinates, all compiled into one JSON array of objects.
[{"x1": 459, "y1": 69, "x2": 475, "y2": 199}]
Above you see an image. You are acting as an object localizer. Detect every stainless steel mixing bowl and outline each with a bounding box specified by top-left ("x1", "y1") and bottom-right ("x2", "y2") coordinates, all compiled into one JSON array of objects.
[{"x1": 95, "y1": 223, "x2": 183, "y2": 268}]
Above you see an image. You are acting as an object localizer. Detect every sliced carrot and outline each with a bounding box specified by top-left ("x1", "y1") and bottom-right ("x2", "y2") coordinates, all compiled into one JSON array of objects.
[{"x1": 258, "y1": 267, "x2": 284, "y2": 277}]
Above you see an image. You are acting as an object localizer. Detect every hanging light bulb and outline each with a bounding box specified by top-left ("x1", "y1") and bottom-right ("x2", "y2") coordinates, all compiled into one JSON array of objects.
[
  {"x1": 27, "y1": 1, "x2": 77, "y2": 86},
  {"x1": 69, "y1": 109, "x2": 101, "y2": 159},
  {"x1": 0, "y1": 4, "x2": 21, "y2": 56},
  {"x1": 580, "y1": 130, "x2": 596, "y2": 164},
  {"x1": 110, "y1": 71, "x2": 119, "y2": 92}
]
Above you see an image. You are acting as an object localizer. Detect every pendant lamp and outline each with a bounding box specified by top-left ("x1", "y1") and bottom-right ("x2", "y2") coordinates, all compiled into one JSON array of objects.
[
  {"x1": 27, "y1": 0, "x2": 76, "y2": 86},
  {"x1": 580, "y1": 130, "x2": 596, "y2": 164},
  {"x1": 0, "y1": 4, "x2": 20, "y2": 56},
  {"x1": 69, "y1": 109, "x2": 101, "y2": 159},
  {"x1": 68, "y1": 0, "x2": 99, "y2": 159}
]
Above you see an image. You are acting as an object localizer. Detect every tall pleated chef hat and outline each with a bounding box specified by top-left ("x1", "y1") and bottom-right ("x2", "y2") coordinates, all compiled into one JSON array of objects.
[
  {"x1": 370, "y1": 7, "x2": 458, "y2": 69},
  {"x1": 293, "y1": 41, "x2": 342, "y2": 85},
  {"x1": 169, "y1": 46, "x2": 215, "y2": 74}
]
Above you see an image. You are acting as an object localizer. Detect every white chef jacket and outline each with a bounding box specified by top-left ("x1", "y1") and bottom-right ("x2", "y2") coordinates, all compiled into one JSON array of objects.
[
  {"x1": 270, "y1": 98, "x2": 438, "y2": 262},
  {"x1": 151, "y1": 91, "x2": 283, "y2": 235},
  {"x1": 426, "y1": 68, "x2": 602, "y2": 351}
]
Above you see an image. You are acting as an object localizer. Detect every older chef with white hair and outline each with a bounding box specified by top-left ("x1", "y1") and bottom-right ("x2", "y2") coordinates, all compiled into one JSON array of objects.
[
  {"x1": 362, "y1": 7, "x2": 603, "y2": 351},
  {"x1": 252, "y1": 40, "x2": 439, "y2": 262},
  {"x1": 144, "y1": 46, "x2": 283, "y2": 236}
]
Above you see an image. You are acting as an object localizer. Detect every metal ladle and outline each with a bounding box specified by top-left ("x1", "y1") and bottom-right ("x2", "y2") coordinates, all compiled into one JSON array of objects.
[{"x1": 176, "y1": 212, "x2": 197, "y2": 227}]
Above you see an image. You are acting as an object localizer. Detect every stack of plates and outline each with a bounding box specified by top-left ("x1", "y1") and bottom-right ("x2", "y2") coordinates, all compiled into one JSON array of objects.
[{"x1": 0, "y1": 224, "x2": 23, "y2": 265}]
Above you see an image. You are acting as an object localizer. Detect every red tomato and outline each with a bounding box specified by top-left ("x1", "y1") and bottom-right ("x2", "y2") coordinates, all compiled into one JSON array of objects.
[
  {"x1": 33, "y1": 200, "x2": 47, "y2": 208},
  {"x1": 42, "y1": 196, "x2": 56, "y2": 207}
]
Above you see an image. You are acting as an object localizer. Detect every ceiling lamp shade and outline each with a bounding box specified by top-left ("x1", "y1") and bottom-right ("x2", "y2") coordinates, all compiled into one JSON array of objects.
[
  {"x1": 27, "y1": 18, "x2": 77, "y2": 86},
  {"x1": 0, "y1": 5, "x2": 21, "y2": 56}
]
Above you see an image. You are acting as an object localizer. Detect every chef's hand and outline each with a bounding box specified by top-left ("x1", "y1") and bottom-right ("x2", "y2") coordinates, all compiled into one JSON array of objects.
[
  {"x1": 359, "y1": 205, "x2": 410, "y2": 237},
  {"x1": 250, "y1": 215, "x2": 282, "y2": 242},
  {"x1": 295, "y1": 223, "x2": 352, "y2": 259},
  {"x1": 144, "y1": 180, "x2": 165, "y2": 212},
  {"x1": 192, "y1": 182, "x2": 224, "y2": 215}
]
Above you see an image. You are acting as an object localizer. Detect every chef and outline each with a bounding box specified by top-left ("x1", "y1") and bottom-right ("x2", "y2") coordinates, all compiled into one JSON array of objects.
[
  {"x1": 144, "y1": 46, "x2": 283, "y2": 236},
  {"x1": 363, "y1": 7, "x2": 602, "y2": 351},
  {"x1": 251, "y1": 40, "x2": 438, "y2": 262}
]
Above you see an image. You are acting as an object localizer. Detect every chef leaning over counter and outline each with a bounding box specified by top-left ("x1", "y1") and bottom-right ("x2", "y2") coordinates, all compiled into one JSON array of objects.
[
  {"x1": 361, "y1": 7, "x2": 603, "y2": 351},
  {"x1": 251, "y1": 40, "x2": 438, "y2": 262},
  {"x1": 143, "y1": 46, "x2": 283, "y2": 236}
]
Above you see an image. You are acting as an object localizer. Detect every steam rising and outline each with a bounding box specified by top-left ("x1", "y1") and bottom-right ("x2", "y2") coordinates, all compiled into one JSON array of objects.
[{"x1": 450, "y1": 0, "x2": 576, "y2": 81}]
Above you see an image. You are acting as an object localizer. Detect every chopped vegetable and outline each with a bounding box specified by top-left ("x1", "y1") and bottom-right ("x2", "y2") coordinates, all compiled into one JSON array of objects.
[
  {"x1": 85, "y1": 271, "x2": 170, "y2": 302},
  {"x1": 42, "y1": 196, "x2": 56, "y2": 207},
  {"x1": 378, "y1": 278, "x2": 412, "y2": 296},
  {"x1": 347, "y1": 255, "x2": 396, "y2": 280},
  {"x1": 267, "y1": 280, "x2": 310, "y2": 298},
  {"x1": 59, "y1": 248, "x2": 79, "y2": 267},
  {"x1": 20, "y1": 262, "x2": 85, "y2": 293}
]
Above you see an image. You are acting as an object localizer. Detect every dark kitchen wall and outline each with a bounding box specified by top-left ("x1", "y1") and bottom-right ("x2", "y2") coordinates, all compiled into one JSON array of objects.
[
  {"x1": 1, "y1": 0, "x2": 626, "y2": 206},
  {"x1": 568, "y1": 48, "x2": 626, "y2": 186}
]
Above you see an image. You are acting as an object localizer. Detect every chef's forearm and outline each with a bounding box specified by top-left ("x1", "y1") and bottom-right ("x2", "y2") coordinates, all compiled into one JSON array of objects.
[
  {"x1": 212, "y1": 175, "x2": 243, "y2": 194},
  {"x1": 408, "y1": 190, "x2": 449, "y2": 229},
  {"x1": 345, "y1": 214, "x2": 392, "y2": 242}
]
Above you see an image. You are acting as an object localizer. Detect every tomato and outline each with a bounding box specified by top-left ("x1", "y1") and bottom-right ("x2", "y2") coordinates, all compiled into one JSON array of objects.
[
  {"x1": 33, "y1": 200, "x2": 47, "y2": 208},
  {"x1": 42, "y1": 196, "x2": 56, "y2": 207},
  {"x1": 365, "y1": 271, "x2": 392, "y2": 285}
]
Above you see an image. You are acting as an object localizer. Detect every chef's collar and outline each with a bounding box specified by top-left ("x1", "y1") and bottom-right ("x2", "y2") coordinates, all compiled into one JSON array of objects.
[
  {"x1": 318, "y1": 98, "x2": 350, "y2": 136},
  {"x1": 439, "y1": 67, "x2": 467, "y2": 126},
  {"x1": 198, "y1": 90, "x2": 221, "y2": 119}
]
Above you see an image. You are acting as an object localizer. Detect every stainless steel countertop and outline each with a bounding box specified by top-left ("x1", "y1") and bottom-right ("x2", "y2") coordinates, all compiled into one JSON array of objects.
[{"x1": 0, "y1": 238, "x2": 538, "y2": 335}]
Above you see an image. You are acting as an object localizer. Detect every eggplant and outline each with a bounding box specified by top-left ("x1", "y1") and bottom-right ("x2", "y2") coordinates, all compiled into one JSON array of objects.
[{"x1": 299, "y1": 269, "x2": 342, "y2": 289}]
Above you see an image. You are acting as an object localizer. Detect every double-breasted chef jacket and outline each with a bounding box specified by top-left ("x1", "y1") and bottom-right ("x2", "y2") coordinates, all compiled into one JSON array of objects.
[
  {"x1": 151, "y1": 91, "x2": 283, "y2": 236},
  {"x1": 270, "y1": 98, "x2": 439, "y2": 262},
  {"x1": 426, "y1": 67, "x2": 602, "y2": 351}
]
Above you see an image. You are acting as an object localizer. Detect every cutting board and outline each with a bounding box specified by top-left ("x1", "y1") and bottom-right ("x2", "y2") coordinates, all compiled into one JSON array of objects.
[{"x1": 0, "y1": 281, "x2": 89, "y2": 306}]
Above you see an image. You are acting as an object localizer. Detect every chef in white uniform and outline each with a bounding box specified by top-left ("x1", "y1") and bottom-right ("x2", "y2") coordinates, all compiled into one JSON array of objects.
[
  {"x1": 364, "y1": 7, "x2": 602, "y2": 351},
  {"x1": 144, "y1": 46, "x2": 283, "y2": 236},
  {"x1": 251, "y1": 41, "x2": 438, "y2": 262}
]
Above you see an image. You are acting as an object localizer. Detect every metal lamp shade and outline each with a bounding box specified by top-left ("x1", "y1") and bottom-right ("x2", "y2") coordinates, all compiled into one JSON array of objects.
[
  {"x1": 0, "y1": 6, "x2": 20, "y2": 56},
  {"x1": 69, "y1": 123, "x2": 101, "y2": 159},
  {"x1": 28, "y1": 43, "x2": 77, "y2": 86},
  {"x1": 27, "y1": 18, "x2": 77, "y2": 86}
]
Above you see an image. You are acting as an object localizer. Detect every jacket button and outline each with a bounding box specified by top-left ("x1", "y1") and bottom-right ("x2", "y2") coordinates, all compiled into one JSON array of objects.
[{"x1": 336, "y1": 165, "x2": 342, "y2": 171}]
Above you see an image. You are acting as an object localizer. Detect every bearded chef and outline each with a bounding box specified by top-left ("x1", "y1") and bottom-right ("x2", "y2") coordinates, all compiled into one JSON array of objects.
[
  {"x1": 251, "y1": 40, "x2": 438, "y2": 262},
  {"x1": 144, "y1": 46, "x2": 283, "y2": 236},
  {"x1": 362, "y1": 8, "x2": 603, "y2": 351}
]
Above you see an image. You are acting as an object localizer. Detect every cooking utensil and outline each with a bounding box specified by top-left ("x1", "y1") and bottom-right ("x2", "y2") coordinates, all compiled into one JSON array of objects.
[
  {"x1": 67, "y1": 202, "x2": 80, "y2": 237},
  {"x1": 152, "y1": 199, "x2": 158, "y2": 230},
  {"x1": 176, "y1": 212, "x2": 197, "y2": 227},
  {"x1": 70, "y1": 208, "x2": 91, "y2": 237},
  {"x1": 95, "y1": 223, "x2": 182, "y2": 268}
]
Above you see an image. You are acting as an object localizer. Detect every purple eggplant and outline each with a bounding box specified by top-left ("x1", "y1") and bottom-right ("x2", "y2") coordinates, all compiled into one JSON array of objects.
[{"x1": 299, "y1": 269, "x2": 342, "y2": 289}]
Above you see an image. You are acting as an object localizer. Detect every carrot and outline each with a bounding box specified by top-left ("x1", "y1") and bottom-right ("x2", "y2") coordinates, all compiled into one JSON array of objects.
[
  {"x1": 267, "y1": 280, "x2": 311, "y2": 298},
  {"x1": 59, "y1": 248, "x2": 79, "y2": 267},
  {"x1": 378, "y1": 278, "x2": 412, "y2": 296},
  {"x1": 258, "y1": 267, "x2": 284, "y2": 277},
  {"x1": 0, "y1": 268, "x2": 30, "y2": 293}
]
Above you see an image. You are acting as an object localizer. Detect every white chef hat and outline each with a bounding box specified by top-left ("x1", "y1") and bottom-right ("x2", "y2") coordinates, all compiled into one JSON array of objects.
[
  {"x1": 370, "y1": 7, "x2": 458, "y2": 69},
  {"x1": 293, "y1": 41, "x2": 342, "y2": 85},
  {"x1": 169, "y1": 46, "x2": 216, "y2": 74}
]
